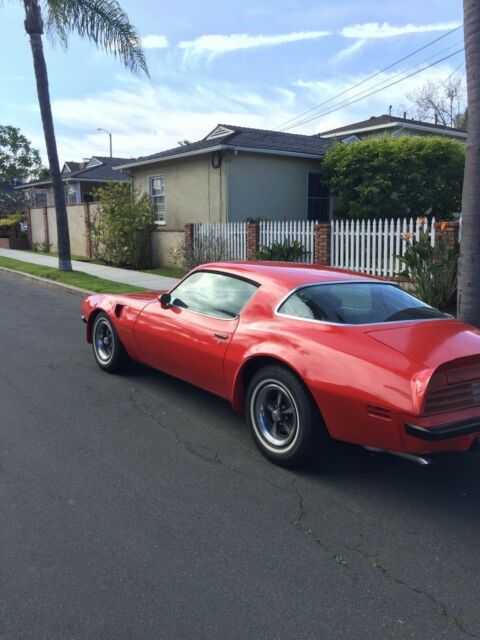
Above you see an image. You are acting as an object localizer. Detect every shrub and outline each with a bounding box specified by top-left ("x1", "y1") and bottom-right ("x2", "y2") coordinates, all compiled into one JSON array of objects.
[
  {"x1": 322, "y1": 136, "x2": 465, "y2": 220},
  {"x1": 255, "y1": 239, "x2": 308, "y2": 262},
  {"x1": 181, "y1": 233, "x2": 226, "y2": 271},
  {"x1": 0, "y1": 213, "x2": 25, "y2": 238},
  {"x1": 398, "y1": 229, "x2": 459, "y2": 310},
  {"x1": 89, "y1": 183, "x2": 154, "y2": 270}
]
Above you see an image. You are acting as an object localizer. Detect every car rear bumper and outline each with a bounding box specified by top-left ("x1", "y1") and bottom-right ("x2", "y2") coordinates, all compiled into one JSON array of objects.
[{"x1": 405, "y1": 417, "x2": 480, "y2": 441}]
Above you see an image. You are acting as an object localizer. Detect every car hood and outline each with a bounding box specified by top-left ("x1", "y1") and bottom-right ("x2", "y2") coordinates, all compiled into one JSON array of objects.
[{"x1": 365, "y1": 320, "x2": 480, "y2": 369}]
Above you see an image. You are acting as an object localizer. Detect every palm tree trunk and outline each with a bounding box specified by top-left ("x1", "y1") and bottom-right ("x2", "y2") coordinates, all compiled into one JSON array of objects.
[
  {"x1": 458, "y1": 0, "x2": 480, "y2": 324},
  {"x1": 24, "y1": 0, "x2": 72, "y2": 271}
]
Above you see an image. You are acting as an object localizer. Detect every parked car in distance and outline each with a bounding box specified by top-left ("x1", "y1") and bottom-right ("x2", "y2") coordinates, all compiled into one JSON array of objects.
[{"x1": 81, "y1": 262, "x2": 480, "y2": 467}]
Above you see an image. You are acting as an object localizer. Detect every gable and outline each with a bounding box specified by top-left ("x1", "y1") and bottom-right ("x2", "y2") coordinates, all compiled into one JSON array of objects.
[
  {"x1": 85, "y1": 157, "x2": 103, "y2": 169},
  {"x1": 205, "y1": 125, "x2": 235, "y2": 141}
]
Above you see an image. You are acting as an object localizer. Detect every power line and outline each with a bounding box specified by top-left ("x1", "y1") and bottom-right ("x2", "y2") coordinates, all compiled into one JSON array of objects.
[
  {"x1": 281, "y1": 47, "x2": 465, "y2": 132},
  {"x1": 281, "y1": 43, "x2": 464, "y2": 132},
  {"x1": 274, "y1": 24, "x2": 462, "y2": 131}
]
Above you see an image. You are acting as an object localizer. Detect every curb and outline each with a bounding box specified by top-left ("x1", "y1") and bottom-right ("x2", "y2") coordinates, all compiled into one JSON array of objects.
[{"x1": 0, "y1": 266, "x2": 92, "y2": 297}]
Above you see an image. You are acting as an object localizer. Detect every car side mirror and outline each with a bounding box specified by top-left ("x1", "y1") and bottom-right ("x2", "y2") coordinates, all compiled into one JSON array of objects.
[{"x1": 159, "y1": 293, "x2": 171, "y2": 307}]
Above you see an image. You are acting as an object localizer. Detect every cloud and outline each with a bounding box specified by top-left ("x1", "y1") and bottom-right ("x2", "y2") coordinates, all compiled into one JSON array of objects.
[
  {"x1": 141, "y1": 35, "x2": 169, "y2": 49},
  {"x1": 341, "y1": 21, "x2": 461, "y2": 39},
  {"x1": 331, "y1": 38, "x2": 368, "y2": 62},
  {"x1": 178, "y1": 30, "x2": 330, "y2": 60}
]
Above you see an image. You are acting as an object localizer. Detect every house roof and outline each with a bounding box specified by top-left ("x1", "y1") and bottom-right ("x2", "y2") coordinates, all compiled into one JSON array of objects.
[
  {"x1": 16, "y1": 156, "x2": 131, "y2": 189},
  {"x1": 116, "y1": 124, "x2": 331, "y2": 169},
  {"x1": 319, "y1": 115, "x2": 467, "y2": 138}
]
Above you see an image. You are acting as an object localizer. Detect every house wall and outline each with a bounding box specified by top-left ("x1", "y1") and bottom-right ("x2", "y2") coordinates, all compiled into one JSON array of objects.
[
  {"x1": 226, "y1": 152, "x2": 323, "y2": 221},
  {"x1": 132, "y1": 154, "x2": 227, "y2": 229}
]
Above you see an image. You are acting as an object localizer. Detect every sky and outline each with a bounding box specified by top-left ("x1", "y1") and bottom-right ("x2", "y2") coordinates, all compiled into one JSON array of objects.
[{"x1": 0, "y1": 0, "x2": 465, "y2": 164}]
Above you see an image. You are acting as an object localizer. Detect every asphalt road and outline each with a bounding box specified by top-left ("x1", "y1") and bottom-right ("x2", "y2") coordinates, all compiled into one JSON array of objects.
[{"x1": 1, "y1": 271, "x2": 480, "y2": 640}]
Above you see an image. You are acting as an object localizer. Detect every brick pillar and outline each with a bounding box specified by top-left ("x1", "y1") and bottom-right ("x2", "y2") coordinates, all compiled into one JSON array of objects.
[
  {"x1": 314, "y1": 223, "x2": 331, "y2": 265},
  {"x1": 83, "y1": 202, "x2": 92, "y2": 258},
  {"x1": 246, "y1": 222, "x2": 259, "y2": 260},
  {"x1": 43, "y1": 206, "x2": 49, "y2": 247},
  {"x1": 434, "y1": 220, "x2": 459, "y2": 247},
  {"x1": 184, "y1": 223, "x2": 194, "y2": 253}
]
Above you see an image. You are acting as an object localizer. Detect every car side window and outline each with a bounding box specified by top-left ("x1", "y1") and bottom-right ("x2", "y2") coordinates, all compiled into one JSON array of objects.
[{"x1": 170, "y1": 272, "x2": 258, "y2": 319}]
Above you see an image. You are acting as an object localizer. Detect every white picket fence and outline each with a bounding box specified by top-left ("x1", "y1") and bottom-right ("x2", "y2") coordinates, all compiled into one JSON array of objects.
[
  {"x1": 259, "y1": 220, "x2": 316, "y2": 263},
  {"x1": 331, "y1": 217, "x2": 436, "y2": 277},
  {"x1": 193, "y1": 221, "x2": 247, "y2": 260}
]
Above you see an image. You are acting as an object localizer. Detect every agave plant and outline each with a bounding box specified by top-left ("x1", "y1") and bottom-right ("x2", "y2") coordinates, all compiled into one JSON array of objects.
[
  {"x1": 255, "y1": 239, "x2": 308, "y2": 262},
  {"x1": 398, "y1": 230, "x2": 459, "y2": 311}
]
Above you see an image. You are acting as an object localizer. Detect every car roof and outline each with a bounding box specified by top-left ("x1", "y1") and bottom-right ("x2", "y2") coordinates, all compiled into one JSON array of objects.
[{"x1": 199, "y1": 261, "x2": 382, "y2": 291}]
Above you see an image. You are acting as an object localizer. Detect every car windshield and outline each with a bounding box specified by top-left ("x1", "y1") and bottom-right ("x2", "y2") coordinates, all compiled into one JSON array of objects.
[{"x1": 277, "y1": 282, "x2": 450, "y2": 325}]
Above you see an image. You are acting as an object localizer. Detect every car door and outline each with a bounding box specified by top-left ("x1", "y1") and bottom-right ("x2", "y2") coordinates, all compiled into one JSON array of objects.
[{"x1": 134, "y1": 271, "x2": 259, "y2": 397}]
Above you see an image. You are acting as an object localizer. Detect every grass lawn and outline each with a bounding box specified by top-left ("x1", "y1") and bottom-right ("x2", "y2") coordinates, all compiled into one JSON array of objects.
[
  {"x1": 144, "y1": 266, "x2": 186, "y2": 279},
  {"x1": 25, "y1": 250, "x2": 185, "y2": 279},
  {"x1": 0, "y1": 256, "x2": 148, "y2": 294}
]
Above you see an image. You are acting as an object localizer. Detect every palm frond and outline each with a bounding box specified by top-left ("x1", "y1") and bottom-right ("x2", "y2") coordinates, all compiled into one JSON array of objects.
[{"x1": 44, "y1": 0, "x2": 149, "y2": 76}]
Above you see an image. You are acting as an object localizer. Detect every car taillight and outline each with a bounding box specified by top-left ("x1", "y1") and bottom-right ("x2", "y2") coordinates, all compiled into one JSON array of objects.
[{"x1": 424, "y1": 365, "x2": 480, "y2": 415}]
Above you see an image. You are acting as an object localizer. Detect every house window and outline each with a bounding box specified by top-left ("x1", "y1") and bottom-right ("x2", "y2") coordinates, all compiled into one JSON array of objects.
[
  {"x1": 65, "y1": 183, "x2": 80, "y2": 205},
  {"x1": 149, "y1": 176, "x2": 165, "y2": 223},
  {"x1": 307, "y1": 173, "x2": 331, "y2": 223},
  {"x1": 32, "y1": 190, "x2": 48, "y2": 206}
]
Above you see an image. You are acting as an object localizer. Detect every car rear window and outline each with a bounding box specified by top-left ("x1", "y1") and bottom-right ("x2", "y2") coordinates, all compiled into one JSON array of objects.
[{"x1": 277, "y1": 282, "x2": 449, "y2": 325}]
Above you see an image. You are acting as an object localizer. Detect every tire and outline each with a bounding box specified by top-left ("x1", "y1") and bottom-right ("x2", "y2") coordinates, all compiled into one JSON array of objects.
[
  {"x1": 92, "y1": 312, "x2": 130, "y2": 373},
  {"x1": 246, "y1": 365, "x2": 328, "y2": 467}
]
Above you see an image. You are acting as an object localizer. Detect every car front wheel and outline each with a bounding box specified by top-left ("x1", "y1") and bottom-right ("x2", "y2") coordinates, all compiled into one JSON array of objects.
[
  {"x1": 246, "y1": 365, "x2": 328, "y2": 467},
  {"x1": 92, "y1": 312, "x2": 130, "y2": 373}
]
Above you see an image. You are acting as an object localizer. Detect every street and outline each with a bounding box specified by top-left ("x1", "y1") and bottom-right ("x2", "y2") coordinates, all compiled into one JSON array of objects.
[{"x1": 1, "y1": 270, "x2": 479, "y2": 640}]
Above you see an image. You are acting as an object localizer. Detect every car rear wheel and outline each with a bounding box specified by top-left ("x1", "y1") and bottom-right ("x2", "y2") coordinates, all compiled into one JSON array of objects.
[
  {"x1": 246, "y1": 365, "x2": 328, "y2": 467},
  {"x1": 92, "y1": 312, "x2": 130, "y2": 373}
]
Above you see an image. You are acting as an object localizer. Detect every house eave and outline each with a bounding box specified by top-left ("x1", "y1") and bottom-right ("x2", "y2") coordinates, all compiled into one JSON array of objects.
[
  {"x1": 321, "y1": 121, "x2": 467, "y2": 139},
  {"x1": 15, "y1": 176, "x2": 127, "y2": 190},
  {"x1": 116, "y1": 144, "x2": 325, "y2": 171}
]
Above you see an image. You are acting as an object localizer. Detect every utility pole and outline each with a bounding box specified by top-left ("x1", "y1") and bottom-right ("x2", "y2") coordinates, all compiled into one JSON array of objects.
[{"x1": 97, "y1": 128, "x2": 112, "y2": 158}]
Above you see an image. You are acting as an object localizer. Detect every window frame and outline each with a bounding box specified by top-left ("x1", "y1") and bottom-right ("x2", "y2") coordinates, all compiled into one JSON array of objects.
[
  {"x1": 168, "y1": 269, "x2": 260, "y2": 321},
  {"x1": 306, "y1": 172, "x2": 331, "y2": 223},
  {"x1": 275, "y1": 281, "x2": 452, "y2": 327},
  {"x1": 148, "y1": 175, "x2": 166, "y2": 225}
]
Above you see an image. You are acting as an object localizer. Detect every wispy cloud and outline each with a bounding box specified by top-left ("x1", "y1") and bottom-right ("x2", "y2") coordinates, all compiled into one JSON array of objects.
[
  {"x1": 141, "y1": 35, "x2": 169, "y2": 49},
  {"x1": 332, "y1": 38, "x2": 368, "y2": 62},
  {"x1": 341, "y1": 21, "x2": 461, "y2": 39},
  {"x1": 178, "y1": 30, "x2": 330, "y2": 60}
]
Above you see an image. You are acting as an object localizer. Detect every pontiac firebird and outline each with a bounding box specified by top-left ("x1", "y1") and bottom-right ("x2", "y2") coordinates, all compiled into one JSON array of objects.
[{"x1": 81, "y1": 262, "x2": 480, "y2": 467}]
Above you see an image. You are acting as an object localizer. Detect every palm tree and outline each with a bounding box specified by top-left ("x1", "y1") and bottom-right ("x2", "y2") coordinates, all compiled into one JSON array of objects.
[
  {"x1": 458, "y1": 1, "x2": 480, "y2": 324},
  {"x1": 21, "y1": 0, "x2": 148, "y2": 271}
]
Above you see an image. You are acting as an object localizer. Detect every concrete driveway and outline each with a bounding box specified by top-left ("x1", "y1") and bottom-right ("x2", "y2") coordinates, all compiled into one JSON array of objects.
[{"x1": 1, "y1": 270, "x2": 479, "y2": 640}]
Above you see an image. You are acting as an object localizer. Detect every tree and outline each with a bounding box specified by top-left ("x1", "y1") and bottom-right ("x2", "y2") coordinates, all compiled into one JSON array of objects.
[
  {"x1": 407, "y1": 75, "x2": 467, "y2": 128},
  {"x1": 0, "y1": 125, "x2": 43, "y2": 184},
  {"x1": 16, "y1": 1, "x2": 149, "y2": 271},
  {"x1": 322, "y1": 137, "x2": 465, "y2": 220},
  {"x1": 457, "y1": 1, "x2": 480, "y2": 325}
]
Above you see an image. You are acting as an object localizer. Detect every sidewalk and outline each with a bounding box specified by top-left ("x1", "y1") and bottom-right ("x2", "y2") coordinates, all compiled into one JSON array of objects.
[{"x1": 0, "y1": 248, "x2": 179, "y2": 290}]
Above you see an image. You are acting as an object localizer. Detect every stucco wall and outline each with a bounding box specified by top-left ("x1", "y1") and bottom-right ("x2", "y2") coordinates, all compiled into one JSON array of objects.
[
  {"x1": 66, "y1": 204, "x2": 88, "y2": 256},
  {"x1": 132, "y1": 154, "x2": 227, "y2": 229},
  {"x1": 30, "y1": 207, "x2": 46, "y2": 246},
  {"x1": 151, "y1": 229, "x2": 185, "y2": 268},
  {"x1": 226, "y1": 152, "x2": 323, "y2": 222}
]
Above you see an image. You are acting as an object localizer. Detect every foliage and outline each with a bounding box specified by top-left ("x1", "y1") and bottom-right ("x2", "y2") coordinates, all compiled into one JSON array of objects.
[
  {"x1": 0, "y1": 213, "x2": 26, "y2": 238},
  {"x1": 398, "y1": 230, "x2": 459, "y2": 310},
  {"x1": 32, "y1": 240, "x2": 53, "y2": 253},
  {"x1": 181, "y1": 234, "x2": 226, "y2": 271},
  {"x1": 0, "y1": 125, "x2": 43, "y2": 184},
  {"x1": 0, "y1": 256, "x2": 147, "y2": 294},
  {"x1": 255, "y1": 239, "x2": 308, "y2": 262},
  {"x1": 322, "y1": 136, "x2": 465, "y2": 220},
  {"x1": 43, "y1": 0, "x2": 148, "y2": 76},
  {"x1": 89, "y1": 183, "x2": 154, "y2": 270}
]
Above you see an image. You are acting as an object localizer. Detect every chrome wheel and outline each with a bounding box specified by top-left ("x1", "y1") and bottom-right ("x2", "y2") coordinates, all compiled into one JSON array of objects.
[
  {"x1": 94, "y1": 318, "x2": 114, "y2": 364},
  {"x1": 250, "y1": 379, "x2": 300, "y2": 451}
]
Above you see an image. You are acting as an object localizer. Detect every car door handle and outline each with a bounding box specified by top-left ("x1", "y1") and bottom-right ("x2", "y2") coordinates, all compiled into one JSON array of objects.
[{"x1": 214, "y1": 332, "x2": 229, "y2": 341}]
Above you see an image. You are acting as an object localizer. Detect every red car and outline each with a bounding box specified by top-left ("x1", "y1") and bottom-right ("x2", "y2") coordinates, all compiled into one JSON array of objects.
[{"x1": 81, "y1": 262, "x2": 480, "y2": 467}]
